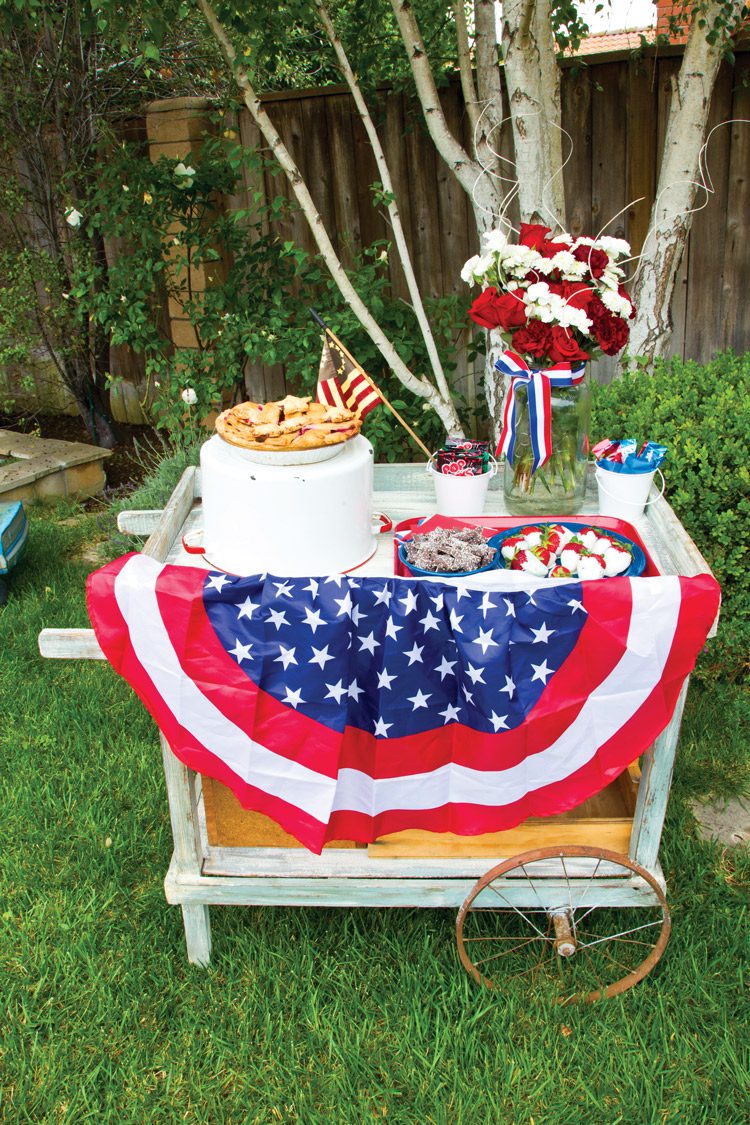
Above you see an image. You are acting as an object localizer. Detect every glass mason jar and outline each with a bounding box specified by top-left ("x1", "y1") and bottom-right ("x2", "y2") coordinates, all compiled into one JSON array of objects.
[{"x1": 502, "y1": 369, "x2": 591, "y2": 515}]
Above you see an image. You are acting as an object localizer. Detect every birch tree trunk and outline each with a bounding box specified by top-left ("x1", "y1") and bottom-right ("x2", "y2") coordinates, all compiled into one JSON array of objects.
[
  {"x1": 628, "y1": 2, "x2": 741, "y2": 362},
  {"x1": 196, "y1": 0, "x2": 464, "y2": 438},
  {"x1": 501, "y1": 0, "x2": 566, "y2": 228}
]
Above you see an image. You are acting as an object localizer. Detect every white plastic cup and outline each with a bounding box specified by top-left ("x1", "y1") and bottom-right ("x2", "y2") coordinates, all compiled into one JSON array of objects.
[
  {"x1": 595, "y1": 464, "x2": 665, "y2": 520},
  {"x1": 427, "y1": 454, "x2": 497, "y2": 516}
]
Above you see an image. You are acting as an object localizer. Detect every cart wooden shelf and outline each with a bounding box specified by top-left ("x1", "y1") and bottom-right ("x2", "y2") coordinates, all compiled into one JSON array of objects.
[{"x1": 39, "y1": 463, "x2": 718, "y2": 981}]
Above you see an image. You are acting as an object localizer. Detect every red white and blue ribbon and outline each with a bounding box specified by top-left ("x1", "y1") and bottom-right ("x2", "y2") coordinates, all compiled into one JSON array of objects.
[{"x1": 496, "y1": 350, "x2": 586, "y2": 474}]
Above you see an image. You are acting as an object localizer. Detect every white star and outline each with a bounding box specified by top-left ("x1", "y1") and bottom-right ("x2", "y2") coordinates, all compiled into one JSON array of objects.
[
  {"x1": 439, "y1": 703, "x2": 461, "y2": 724},
  {"x1": 568, "y1": 598, "x2": 587, "y2": 614},
  {"x1": 408, "y1": 689, "x2": 431, "y2": 710},
  {"x1": 449, "y1": 609, "x2": 464, "y2": 633},
  {"x1": 324, "y1": 575, "x2": 345, "y2": 587},
  {"x1": 267, "y1": 608, "x2": 289, "y2": 629},
  {"x1": 531, "y1": 621, "x2": 555, "y2": 644},
  {"x1": 377, "y1": 668, "x2": 396, "y2": 690},
  {"x1": 351, "y1": 604, "x2": 366, "y2": 627},
  {"x1": 303, "y1": 578, "x2": 319, "y2": 599},
  {"x1": 465, "y1": 663, "x2": 486, "y2": 685},
  {"x1": 228, "y1": 639, "x2": 253, "y2": 663},
  {"x1": 274, "y1": 645, "x2": 298, "y2": 670},
  {"x1": 472, "y1": 627, "x2": 498, "y2": 655},
  {"x1": 303, "y1": 606, "x2": 325, "y2": 634},
  {"x1": 405, "y1": 642, "x2": 424, "y2": 665},
  {"x1": 500, "y1": 675, "x2": 516, "y2": 698},
  {"x1": 237, "y1": 596, "x2": 258, "y2": 621},
  {"x1": 480, "y1": 592, "x2": 496, "y2": 618},
  {"x1": 273, "y1": 580, "x2": 294, "y2": 598},
  {"x1": 348, "y1": 679, "x2": 364, "y2": 702},
  {"x1": 384, "y1": 617, "x2": 403, "y2": 641},
  {"x1": 207, "y1": 573, "x2": 231, "y2": 592},
  {"x1": 335, "y1": 592, "x2": 353, "y2": 617},
  {"x1": 373, "y1": 586, "x2": 392, "y2": 607},
  {"x1": 325, "y1": 680, "x2": 347, "y2": 703},
  {"x1": 454, "y1": 585, "x2": 470, "y2": 601},
  {"x1": 463, "y1": 686, "x2": 475, "y2": 705},
  {"x1": 503, "y1": 598, "x2": 516, "y2": 618},
  {"x1": 419, "y1": 609, "x2": 441, "y2": 632},
  {"x1": 282, "y1": 687, "x2": 304, "y2": 709},
  {"x1": 430, "y1": 592, "x2": 445, "y2": 611},
  {"x1": 399, "y1": 589, "x2": 419, "y2": 615},
  {"x1": 309, "y1": 645, "x2": 335, "y2": 670},
  {"x1": 435, "y1": 656, "x2": 457, "y2": 680},
  {"x1": 373, "y1": 717, "x2": 393, "y2": 738},
  {"x1": 358, "y1": 631, "x2": 380, "y2": 654},
  {"x1": 490, "y1": 711, "x2": 509, "y2": 731},
  {"x1": 531, "y1": 659, "x2": 554, "y2": 684},
  {"x1": 527, "y1": 591, "x2": 537, "y2": 605}
]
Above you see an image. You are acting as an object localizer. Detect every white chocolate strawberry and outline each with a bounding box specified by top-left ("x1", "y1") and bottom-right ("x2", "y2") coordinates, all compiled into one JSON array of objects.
[
  {"x1": 593, "y1": 535, "x2": 615, "y2": 555},
  {"x1": 603, "y1": 544, "x2": 632, "y2": 576},
  {"x1": 577, "y1": 552, "x2": 606, "y2": 580},
  {"x1": 520, "y1": 525, "x2": 544, "y2": 548},
  {"x1": 550, "y1": 565, "x2": 573, "y2": 578},
  {"x1": 501, "y1": 533, "x2": 527, "y2": 561},
  {"x1": 548, "y1": 523, "x2": 574, "y2": 551},
  {"x1": 577, "y1": 527, "x2": 600, "y2": 550},
  {"x1": 560, "y1": 542, "x2": 585, "y2": 573},
  {"x1": 510, "y1": 548, "x2": 548, "y2": 577}
]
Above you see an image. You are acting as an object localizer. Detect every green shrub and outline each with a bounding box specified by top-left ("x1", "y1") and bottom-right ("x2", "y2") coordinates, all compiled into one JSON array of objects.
[{"x1": 592, "y1": 352, "x2": 750, "y2": 681}]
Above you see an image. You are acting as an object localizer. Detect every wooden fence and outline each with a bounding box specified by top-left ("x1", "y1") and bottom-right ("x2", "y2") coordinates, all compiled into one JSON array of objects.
[
  {"x1": 5, "y1": 46, "x2": 747, "y2": 421},
  {"x1": 148, "y1": 46, "x2": 749, "y2": 407}
]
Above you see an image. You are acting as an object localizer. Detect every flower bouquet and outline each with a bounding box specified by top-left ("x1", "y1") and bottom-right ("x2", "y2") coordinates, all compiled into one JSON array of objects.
[{"x1": 462, "y1": 223, "x2": 636, "y2": 513}]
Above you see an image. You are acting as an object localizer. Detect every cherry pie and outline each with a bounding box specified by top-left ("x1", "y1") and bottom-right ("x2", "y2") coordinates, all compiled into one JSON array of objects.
[{"x1": 215, "y1": 394, "x2": 361, "y2": 451}]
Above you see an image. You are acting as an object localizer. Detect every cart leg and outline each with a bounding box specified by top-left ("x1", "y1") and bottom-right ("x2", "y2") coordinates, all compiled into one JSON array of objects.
[
  {"x1": 630, "y1": 680, "x2": 689, "y2": 872},
  {"x1": 182, "y1": 904, "x2": 212, "y2": 966}
]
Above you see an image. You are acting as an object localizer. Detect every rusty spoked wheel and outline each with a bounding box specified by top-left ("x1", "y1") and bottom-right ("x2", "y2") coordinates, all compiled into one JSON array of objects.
[{"x1": 456, "y1": 846, "x2": 671, "y2": 1003}]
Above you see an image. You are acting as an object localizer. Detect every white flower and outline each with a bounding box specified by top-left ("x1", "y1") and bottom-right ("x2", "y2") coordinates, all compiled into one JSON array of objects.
[
  {"x1": 174, "y1": 162, "x2": 196, "y2": 188},
  {"x1": 526, "y1": 281, "x2": 553, "y2": 303},
  {"x1": 460, "y1": 254, "x2": 482, "y2": 284},
  {"x1": 480, "y1": 227, "x2": 510, "y2": 254},
  {"x1": 499, "y1": 244, "x2": 538, "y2": 272},
  {"x1": 378, "y1": 249, "x2": 388, "y2": 262},
  {"x1": 572, "y1": 236, "x2": 595, "y2": 248},
  {"x1": 65, "y1": 207, "x2": 83, "y2": 228},
  {"x1": 181, "y1": 387, "x2": 198, "y2": 405},
  {"x1": 557, "y1": 303, "x2": 592, "y2": 333},
  {"x1": 597, "y1": 236, "x2": 631, "y2": 259},
  {"x1": 600, "y1": 288, "x2": 632, "y2": 318},
  {"x1": 550, "y1": 250, "x2": 579, "y2": 274},
  {"x1": 600, "y1": 265, "x2": 624, "y2": 291}
]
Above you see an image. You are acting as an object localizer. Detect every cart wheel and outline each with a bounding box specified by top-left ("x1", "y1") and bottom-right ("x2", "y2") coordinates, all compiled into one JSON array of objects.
[{"x1": 456, "y1": 845, "x2": 670, "y2": 1003}]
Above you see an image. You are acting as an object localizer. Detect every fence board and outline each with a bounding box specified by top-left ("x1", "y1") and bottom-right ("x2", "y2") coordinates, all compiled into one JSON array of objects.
[{"x1": 722, "y1": 60, "x2": 750, "y2": 354}]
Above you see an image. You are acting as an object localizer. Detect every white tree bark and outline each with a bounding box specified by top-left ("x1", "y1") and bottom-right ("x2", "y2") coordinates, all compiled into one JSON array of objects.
[
  {"x1": 196, "y1": 0, "x2": 463, "y2": 437},
  {"x1": 390, "y1": 0, "x2": 503, "y2": 233},
  {"x1": 314, "y1": 0, "x2": 461, "y2": 430},
  {"x1": 628, "y1": 2, "x2": 741, "y2": 361},
  {"x1": 501, "y1": 0, "x2": 566, "y2": 228}
]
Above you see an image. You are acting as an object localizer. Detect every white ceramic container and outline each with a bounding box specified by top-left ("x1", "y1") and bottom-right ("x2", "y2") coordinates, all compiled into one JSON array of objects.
[{"x1": 200, "y1": 433, "x2": 376, "y2": 575}]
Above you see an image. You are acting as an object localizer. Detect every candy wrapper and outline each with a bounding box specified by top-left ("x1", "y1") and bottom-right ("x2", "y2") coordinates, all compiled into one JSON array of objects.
[
  {"x1": 593, "y1": 437, "x2": 667, "y2": 474},
  {"x1": 436, "y1": 439, "x2": 490, "y2": 476}
]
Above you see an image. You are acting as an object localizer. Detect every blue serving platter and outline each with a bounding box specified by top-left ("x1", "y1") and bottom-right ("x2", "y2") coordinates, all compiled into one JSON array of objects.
[
  {"x1": 487, "y1": 521, "x2": 646, "y2": 579},
  {"x1": 398, "y1": 542, "x2": 501, "y2": 579}
]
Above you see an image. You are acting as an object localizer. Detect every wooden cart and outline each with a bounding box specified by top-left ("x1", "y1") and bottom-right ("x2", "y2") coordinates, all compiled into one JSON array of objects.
[{"x1": 39, "y1": 465, "x2": 718, "y2": 1001}]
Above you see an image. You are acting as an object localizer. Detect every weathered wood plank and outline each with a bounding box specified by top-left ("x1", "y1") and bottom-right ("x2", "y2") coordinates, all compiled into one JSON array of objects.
[
  {"x1": 142, "y1": 467, "x2": 198, "y2": 562},
  {"x1": 561, "y1": 66, "x2": 592, "y2": 239},
  {"x1": 722, "y1": 60, "x2": 750, "y2": 354},
  {"x1": 631, "y1": 681, "x2": 689, "y2": 871},
  {"x1": 117, "y1": 509, "x2": 162, "y2": 535},
  {"x1": 325, "y1": 92, "x2": 363, "y2": 268},
  {"x1": 38, "y1": 628, "x2": 104, "y2": 660},
  {"x1": 626, "y1": 56, "x2": 658, "y2": 259}
]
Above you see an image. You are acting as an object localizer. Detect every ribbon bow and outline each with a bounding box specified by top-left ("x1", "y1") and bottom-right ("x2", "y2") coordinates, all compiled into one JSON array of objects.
[{"x1": 495, "y1": 350, "x2": 586, "y2": 474}]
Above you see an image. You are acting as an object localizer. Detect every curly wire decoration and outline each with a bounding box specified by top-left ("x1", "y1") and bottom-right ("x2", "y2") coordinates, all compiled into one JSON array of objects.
[{"x1": 466, "y1": 100, "x2": 750, "y2": 290}]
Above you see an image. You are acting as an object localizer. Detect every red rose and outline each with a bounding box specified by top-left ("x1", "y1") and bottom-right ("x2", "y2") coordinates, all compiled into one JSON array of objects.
[
  {"x1": 511, "y1": 319, "x2": 552, "y2": 360},
  {"x1": 592, "y1": 310, "x2": 629, "y2": 355},
  {"x1": 469, "y1": 286, "x2": 528, "y2": 330},
  {"x1": 538, "y1": 239, "x2": 571, "y2": 260},
  {"x1": 519, "y1": 223, "x2": 552, "y2": 249},
  {"x1": 618, "y1": 285, "x2": 636, "y2": 320},
  {"x1": 547, "y1": 326, "x2": 589, "y2": 365},
  {"x1": 468, "y1": 287, "x2": 504, "y2": 329},
  {"x1": 573, "y1": 245, "x2": 609, "y2": 279},
  {"x1": 562, "y1": 282, "x2": 595, "y2": 311}
]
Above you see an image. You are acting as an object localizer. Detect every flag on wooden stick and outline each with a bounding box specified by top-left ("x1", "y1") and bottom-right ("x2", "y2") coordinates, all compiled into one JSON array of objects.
[{"x1": 316, "y1": 328, "x2": 384, "y2": 419}]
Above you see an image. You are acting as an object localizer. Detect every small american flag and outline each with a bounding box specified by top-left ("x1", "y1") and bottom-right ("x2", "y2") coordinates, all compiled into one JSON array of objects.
[
  {"x1": 88, "y1": 554, "x2": 719, "y2": 853},
  {"x1": 316, "y1": 329, "x2": 383, "y2": 419}
]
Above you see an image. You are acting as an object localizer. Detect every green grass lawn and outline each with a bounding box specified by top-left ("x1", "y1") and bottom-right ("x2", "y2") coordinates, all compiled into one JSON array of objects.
[{"x1": 1, "y1": 506, "x2": 748, "y2": 1124}]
